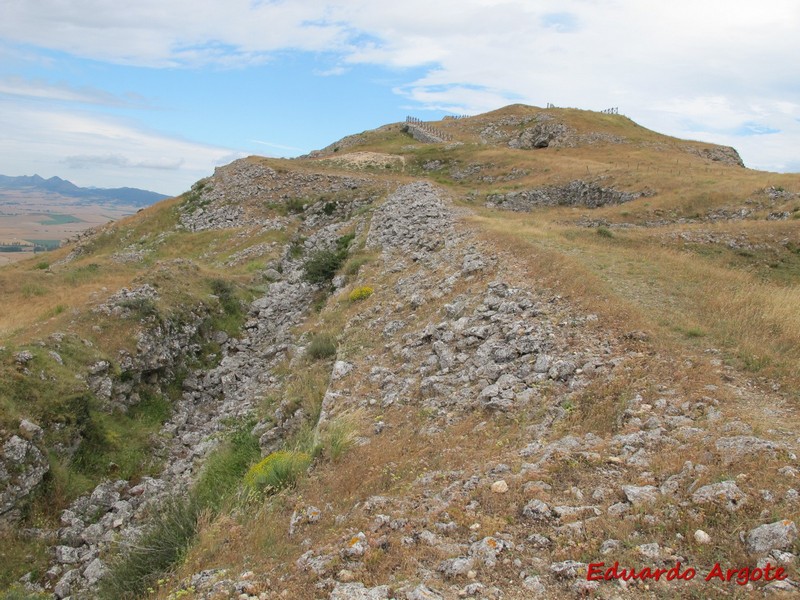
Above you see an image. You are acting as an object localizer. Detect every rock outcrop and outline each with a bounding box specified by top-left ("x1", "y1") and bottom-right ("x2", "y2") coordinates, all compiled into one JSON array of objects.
[{"x1": 486, "y1": 179, "x2": 652, "y2": 210}]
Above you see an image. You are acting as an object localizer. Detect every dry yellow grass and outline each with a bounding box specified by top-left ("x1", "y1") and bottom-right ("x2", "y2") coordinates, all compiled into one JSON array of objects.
[
  {"x1": 5, "y1": 104, "x2": 800, "y2": 598},
  {"x1": 469, "y1": 207, "x2": 800, "y2": 386}
]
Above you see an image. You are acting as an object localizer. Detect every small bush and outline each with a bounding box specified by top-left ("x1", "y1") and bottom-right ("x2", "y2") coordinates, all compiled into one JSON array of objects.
[
  {"x1": 306, "y1": 333, "x2": 337, "y2": 360},
  {"x1": 118, "y1": 297, "x2": 158, "y2": 319},
  {"x1": 34, "y1": 261, "x2": 49, "y2": 270},
  {"x1": 285, "y1": 198, "x2": 306, "y2": 214},
  {"x1": 349, "y1": 286, "x2": 374, "y2": 302},
  {"x1": 596, "y1": 226, "x2": 614, "y2": 238},
  {"x1": 303, "y1": 250, "x2": 345, "y2": 284},
  {"x1": 302, "y1": 234, "x2": 355, "y2": 284},
  {"x1": 209, "y1": 278, "x2": 240, "y2": 316},
  {"x1": 244, "y1": 451, "x2": 311, "y2": 494},
  {"x1": 344, "y1": 256, "x2": 369, "y2": 277},
  {"x1": 288, "y1": 238, "x2": 305, "y2": 259}
]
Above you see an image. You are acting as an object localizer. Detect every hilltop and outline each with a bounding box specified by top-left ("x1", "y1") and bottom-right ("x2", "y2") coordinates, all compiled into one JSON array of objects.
[{"x1": 1, "y1": 105, "x2": 800, "y2": 599}]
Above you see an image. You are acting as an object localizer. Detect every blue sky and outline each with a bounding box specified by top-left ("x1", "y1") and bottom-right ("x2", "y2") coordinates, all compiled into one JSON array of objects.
[{"x1": 1, "y1": 0, "x2": 799, "y2": 196}]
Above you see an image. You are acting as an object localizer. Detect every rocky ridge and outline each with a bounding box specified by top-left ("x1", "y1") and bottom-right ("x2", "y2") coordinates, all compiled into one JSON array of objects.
[
  {"x1": 486, "y1": 180, "x2": 653, "y2": 211},
  {"x1": 3, "y1": 109, "x2": 798, "y2": 599},
  {"x1": 165, "y1": 176, "x2": 798, "y2": 598}
]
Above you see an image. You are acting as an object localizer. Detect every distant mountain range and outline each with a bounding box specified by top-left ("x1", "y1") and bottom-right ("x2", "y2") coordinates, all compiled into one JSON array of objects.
[{"x1": 0, "y1": 174, "x2": 170, "y2": 207}]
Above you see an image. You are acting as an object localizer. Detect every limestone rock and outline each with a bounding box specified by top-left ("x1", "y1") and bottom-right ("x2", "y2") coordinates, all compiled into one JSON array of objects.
[
  {"x1": 747, "y1": 520, "x2": 798, "y2": 554},
  {"x1": 329, "y1": 582, "x2": 390, "y2": 600},
  {"x1": 692, "y1": 481, "x2": 747, "y2": 512}
]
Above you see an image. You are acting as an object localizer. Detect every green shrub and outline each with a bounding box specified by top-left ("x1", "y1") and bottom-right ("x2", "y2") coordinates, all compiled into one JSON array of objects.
[
  {"x1": 348, "y1": 286, "x2": 373, "y2": 302},
  {"x1": 302, "y1": 234, "x2": 355, "y2": 284},
  {"x1": 285, "y1": 198, "x2": 306, "y2": 214},
  {"x1": 34, "y1": 261, "x2": 49, "y2": 270},
  {"x1": 596, "y1": 226, "x2": 614, "y2": 238},
  {"x1": 306, "y1": 332, "x2": 337, "y2": 360},
  {"x1": 118, "y1": 297, "x2": 158, "y2": 319},
  {"x1": 209, "y1": 278, "x2": 240, "y2": 316},
  {"x1": 244, "y1": 450, "x2": 311, "y2": 494},
  {"x1": 303, "y1": 249, "x2": 345, "y2": 284},
  {"x1": 336, "y1": 233, "x2": 355, "y2": 252}
]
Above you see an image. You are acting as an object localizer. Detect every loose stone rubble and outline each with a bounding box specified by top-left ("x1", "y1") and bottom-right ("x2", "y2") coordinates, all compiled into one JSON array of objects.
[{"x1": 7, "y1": 154, "x2": 799, "y2": 599}]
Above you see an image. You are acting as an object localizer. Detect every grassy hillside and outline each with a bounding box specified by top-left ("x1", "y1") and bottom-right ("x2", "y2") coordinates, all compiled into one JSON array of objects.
[{"x1": 2, "y1": 105, "x2": 799, "y2": 599}]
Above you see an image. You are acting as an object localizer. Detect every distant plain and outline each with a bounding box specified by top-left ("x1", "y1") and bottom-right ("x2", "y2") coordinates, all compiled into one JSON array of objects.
[{"x1": 0, "y1": 190, "x2": 138, "y2": 265}]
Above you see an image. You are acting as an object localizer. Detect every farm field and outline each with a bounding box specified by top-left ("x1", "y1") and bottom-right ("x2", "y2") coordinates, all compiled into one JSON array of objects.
[{"x1": 0, "y1": 190, "x2": 140, "y2": 265}]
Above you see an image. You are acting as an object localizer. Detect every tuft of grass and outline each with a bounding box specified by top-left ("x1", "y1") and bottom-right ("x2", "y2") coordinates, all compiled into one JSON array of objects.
[
  {"x1": 306, "y1": 332, "x2": 337, "y2": 360},
  {"x1": 288, "y1": 238, "x2": 305, "y2": 259},
  {"x1": 21, "y1": 283, "x2": 46, "y2": 298},
  {"x1": 98, "y1": 495, "x2": 199, "y2": 600},
  {"x1": 117, "y1": 297, "x2": 158, "y2": 319},
  {"x1": 683, "y1": 326, "x2": 706, "y2": 338},
  {"x1": 243, "y1": 450, "x2": 311, "y2": 495},
  {"x1": 596, "y1": 226, "x2": 614, "y2": 238},
  {"x1": 193, "y1": 424, "x2": 261, "y2": 511},
  {"x1": 344, "y1": 256, "x2": 370, "y2": 277},
  {"x1": 65, "y1": 262, "x2": 100, "y2": 286},
  {"x1": 0, "y1": 585, "x2": 50, "y2": 599},
  {"x1": 209, "y1": 278, "x2": 241, "y2": 318},
  {"x1": 319, "y1": 416, "x2": 357, "y2": 461},
  {"x1": 100, "y1": 423, "x2": 259, "y2": 599},
  {"x1": 284, "y1": 364, "x2": 330, "y2": 422},
  {"x1": 284, "y1": 198, "x2": 307, "y2": 214}
]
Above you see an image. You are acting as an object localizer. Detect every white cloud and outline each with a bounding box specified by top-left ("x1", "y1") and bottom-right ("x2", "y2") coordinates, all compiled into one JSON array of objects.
[
  {"x1": 0, "y1": 97, "x2": 242, "y2": 194},
  {"x1": 0, "y1": 0, "x2": 351, "y2": 67},
  {"x1": 0, "y1": 76, "x2": 148, "y2": 106},
  {"x1": 63, "y1": 153, "x2": 185, "y2": 170},
  {"x1": 2, "y1": 0, "x2": 799, "y2": 171}
]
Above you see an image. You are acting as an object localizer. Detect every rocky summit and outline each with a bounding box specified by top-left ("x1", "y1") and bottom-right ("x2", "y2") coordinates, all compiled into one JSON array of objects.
[{"x1": 1, "y1": 104, "x2": 800, "y2": 599}]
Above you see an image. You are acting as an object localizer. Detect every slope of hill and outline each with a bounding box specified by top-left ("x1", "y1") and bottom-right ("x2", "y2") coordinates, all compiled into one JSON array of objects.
[{"x1": 1, "y1": 105, "x2": 800, "y2": 599}]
